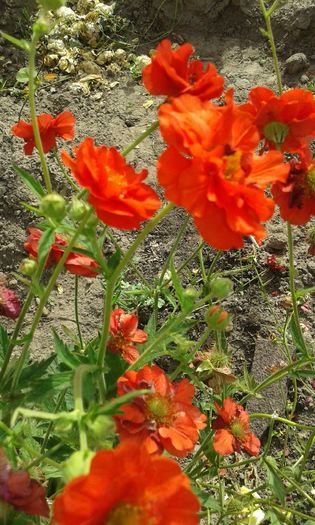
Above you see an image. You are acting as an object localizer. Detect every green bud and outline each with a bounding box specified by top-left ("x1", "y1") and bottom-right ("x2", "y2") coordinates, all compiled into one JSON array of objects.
[
  {"x1": 40, "y1": 192, "x2": 66, "y2": 221},
  {"x1": 37, "y1": 0, "x2": 66, "y2": 11},
  {"x1": 87, "y1": 415, "x2": 116, "y2": 448},
  {"x1": 69, "y1": 197, "x2": 89, "y2": 221},
  {"x1": 20, "y1": 258, "x2": 37, "y2": 276},
  {"x1": 210, "y1": 277, "x2": 233, "y2": 299},
  {"x1": 183, "y1": 286, "x2": 199, "y2": 300},
  {"x1": 63, "y1": 450, "x2": 95, "y2": 483},
  {"x1": 206, "y1": 305, "x2": 230, "y2": 331}
]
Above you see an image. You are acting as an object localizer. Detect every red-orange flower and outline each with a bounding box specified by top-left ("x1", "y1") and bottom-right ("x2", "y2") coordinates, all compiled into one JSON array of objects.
[
  {"x1": 272, "y1": 156, "x2": 315, "y2": 225},
  {"x1": 0, "y1": 449, "x2": 49, "y2": 518},
  {"x1": 53, "y1": 443, "x2": 200, "y2": 525},
  {"x1": 0, "y1": 279, "x2": 21, "y2": 319},
  {"x1": 107, "y1": 308, "x2": 147, "y2": 364},
  {"x1": 24, "y1": 227, "x2": 99, "y2": 277},
  {"x1": 115, "y1": 365, "x2": 206, "y2": 457},
  {"x1": 212, "y1": 398, "x2": 260, "y2": 456},
  {"x1": 11, "y1": 112, "x2": 75, "y2": 155},
  {"x1": 158, "y1": 94, "x2": 289, "y2": 249},
  {"x1": 241, "y1": 87, "x2": 315, "y2": 153},
  {"x1": 142, "y1": 39, "x2": 224, "y2": 101},
  {"x1": 61, "y1": 138, "x2": 160, "y2": 230}
]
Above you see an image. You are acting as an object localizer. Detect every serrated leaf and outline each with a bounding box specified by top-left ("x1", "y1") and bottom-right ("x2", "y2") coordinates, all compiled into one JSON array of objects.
[
  {"x1": 13, "y1": 164, "x2": 45, "y2": 198},
  {"x1": 19, "y1": 355, "x2": 56, "y2": 386},
  {"x1": 53, "y1": 330, "x2": 82, "y2": 369},
  {"x1": 264, "y1": 457, "x2": 285, "y2": 505},
  {"x1": 38, "y1": 227, "x2": 55, "y2": 265},
  {"x1": 25, "y1": 371, "x2": 72, "y2": 401}
]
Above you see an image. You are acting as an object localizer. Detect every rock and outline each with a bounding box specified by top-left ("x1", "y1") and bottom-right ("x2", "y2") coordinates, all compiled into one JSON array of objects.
[
  {"x1": 285, "y1": 53, "x2": 309, "y2": 75},
  {"x1": 307, "y1": 260, "x2": 315, "y2": 276},
  {"x1": 300, "y1": 74, "x2": 309, "y2": 83}
]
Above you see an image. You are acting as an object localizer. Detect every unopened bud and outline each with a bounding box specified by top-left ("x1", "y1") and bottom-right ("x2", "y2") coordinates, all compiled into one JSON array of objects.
[
  {"x1": 63, "y1": 450, "x2": 95, "y2": 483},
  {"x1": 206, "y1": 305, "x2": 230, "y2": 331},
  {"x1": 87, "y1": 415, "x2": 116, "y2": 448},
  {"x1": 0, "y1": 286, "x2": 21, "y2": 320},
  {"x1": 210, "y1": 277, "x2": 233, "y2": 299},
  {"x1": 40, "y1": 192, "x2": 66, "y2": 221},
  {"x1": 20, "y1": 258, "x2": 37, "y2": 276},
  {"x1": 69, "y1": 197, "x2": 89, "y2": 221}
]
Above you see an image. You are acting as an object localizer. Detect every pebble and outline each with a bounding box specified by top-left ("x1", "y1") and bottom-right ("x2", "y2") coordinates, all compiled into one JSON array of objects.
[
  {"x1": 307, "y1": 260, "x2": 315, "y2": 276},
  {"x1": 285, "y1": 53, "x2": 309, "y2": 75}
]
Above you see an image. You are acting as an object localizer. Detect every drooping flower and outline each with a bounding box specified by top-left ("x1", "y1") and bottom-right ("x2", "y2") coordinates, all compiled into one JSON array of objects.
[
  {"x1": 11, "y1": 111, "x2": 75, "y2": 155},
  {"x1": 53, "y1": 443, "x2": 200, "y2": 525},
  {"x1": 0, "y1": 285, "x2": 21, "y2": 320},
  {"x1": 241, "y1": 87, "x2": 315, "y2": 153},
  {"x1": 271, "y1": 155, "x2": 315, "y2": 225},
  {"x1": 107, "y1": 308, "x2": 147, "y2": 364},
  {"x1": 212, "y1": 398, "x2": 260, "y2": 456},
  {"x1": 158, "y1": 94, "x2": 289, "y2": 249},
  {"x1": 24, "y1": 227, "x2": 99, "y2": 277},
  {"x1": 0, "y1": 449, "x2": 49, "y2": 518},
  {"x1": 142, "y1": 39, "x2": 224, "y2": 101},
  {"x1": 115, "y1": 365, "x2": 206, "y2": 457},
  {"x1": 61, "y1": 138, "x2": 160, "y2": 230}
]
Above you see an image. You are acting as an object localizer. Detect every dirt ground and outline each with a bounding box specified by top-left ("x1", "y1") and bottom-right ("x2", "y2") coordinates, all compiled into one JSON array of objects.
[{"x1": 0, "y1": 0, "x2": 314, "y2": 435}]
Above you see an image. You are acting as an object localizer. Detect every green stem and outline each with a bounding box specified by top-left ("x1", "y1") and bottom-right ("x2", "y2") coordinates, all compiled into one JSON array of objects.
[
  {"x1": 10, "y1": 210, "x2": 94, "y2": 391},
  {"x1": 96, "y1": 203, "x2": 175, "y2": 387},
  {"x1": 259, "y1": 0, "x2": 283, "y2": 94},
  {"x1": 287, "y1": 222, "x2": 309, "y2": 357},
  {"x1": 122, "y1": 121, "x2": 159, "y2": 157},
  {"x1": 250, "y1": 412, "x2": 315, "y2": 432},
  {"x1": 297, "y1": 430, "x2": 315, "y2": 482},
  {"x1": 28, "y1": 31, "x2": 52, "y2": 193},
  {"x1": 40, "y1": 389, "x2": 67, "y2": 453},
  {"x1": 74, "y1": 276, "x2": 83, "y2": 349},
  {"x1": 73, "y1": 365, "x2": 96, "y2": 451}
]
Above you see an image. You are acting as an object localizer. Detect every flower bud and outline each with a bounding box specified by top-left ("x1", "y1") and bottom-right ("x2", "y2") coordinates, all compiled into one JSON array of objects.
[
  {"x1": 87, "y1": 415, "x2": 116, "y2": 448},
  {"x1": 210, "y1": 277, "x2": 233, "y2": 299},
  {"x1": 63, "y1": 450, "x2": 95, "y2": 483},
  {"x1": 69, "y1": 197, "x2": 89, "y2": 221},
  {"x1": 0, "y1": 286, "x2": 21, "y2": 319},
  {"x1": 20, "y1": 258, "x2": 37, "y2": 276},
  {"x1": 206, "y1": 305, "x2": 230, "y2": 331},
  {"x1": 40, "y1": 192, "x2": 66, "y2": 221}
]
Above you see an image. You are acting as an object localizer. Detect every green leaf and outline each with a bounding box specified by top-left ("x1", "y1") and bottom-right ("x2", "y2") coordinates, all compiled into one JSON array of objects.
[
  {"x1": 53, "y1": 330, "x2": 82, "y2": 369},
  {"x1": 13, "y1": 164, "x2": 45, "y2": 198},
  {"x1": 25, "y1": 371, "x2": 72, "y2": 401},
  {"x1": 19, "y1": 355, "x2": 56, "y2": 386},
  {"x1": 0, "y1": 325, "x2": 9, "y2": 358},
  {"x1": 170, "y1": 258, "x2": 184, "y2": 306},
  {"x1": 296, "y1": 286, "x2": 315, "y2": 298},
  {"x1": 0, "y1": 32, "x2": 31, "y2": 51},
  {"x1": 38, "y1": 227, "x2": 55, "y2": 265},
  {"x1": 107, "y1": 248, "x2": 121, "y2": 277},
  {"x1": 264, "y1": 457, "x2": 285, "y2": 505},
  {"x1": 290, "y1": 316, "x2": 308, "y2": 357}
]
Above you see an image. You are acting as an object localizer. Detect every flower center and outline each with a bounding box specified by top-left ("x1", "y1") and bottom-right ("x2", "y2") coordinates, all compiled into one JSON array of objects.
[
  {"x1": 145, "y1": 394, "x2": 173, "y2": 425},
  {"x1": 106, "y1": 503, "x2": 148, "y2": 525},
  {"x1": 223, "y1": 150, "x2": 243, "y2": 181},
  {"x1": 230, "y1": 420, "x2": 246, "y2": 440},
  {"x1": 263, "y1": 121, "x2": 289, "y2": 146}
]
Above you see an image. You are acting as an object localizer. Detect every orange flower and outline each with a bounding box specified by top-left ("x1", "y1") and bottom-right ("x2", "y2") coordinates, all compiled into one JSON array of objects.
[
  {"x1": 11, "y1": 112, "x2": 75, "y2": 155},
  {"x1": 107, "y1": 308, "x2": 147, "y2": 364},
  {"x1": 142, "y1": 39, "x2": 224, "y2": 100},
  {"x1": 61, "y1": 138, "x2": 160, "y2": 230},
  {"x1": 212, "y1": 398, "x2": 260, "y2": 456},
  {"x1": 158, "y1": 94, "x2": 289, "y2": 249},
  {"x1": 0, "y1": 275, "x2": 21, "y2": 319},
  {"x1": 115, "y1": 365, "x2": 206, "y2": 457},
  {"x1": 24, "y1": 227, "x2": 99, "y2": 277},
  {"x1": 53, "y1": 443, "x2": 200, "y2": 525},
  {"x1": 272, "y1": 156, "x2": 315, "y2": 225},
  {"x1": 0, "y1": 449, "x2": 49, "y2": 517},
  {"x1": 242, "y1": 87, "x2": 315, "y2": 153}
]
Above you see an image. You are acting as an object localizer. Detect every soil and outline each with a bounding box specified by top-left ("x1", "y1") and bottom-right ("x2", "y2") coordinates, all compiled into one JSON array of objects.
[{"x1": 0, "y1": 1, "x2": 314, "y2": 436}]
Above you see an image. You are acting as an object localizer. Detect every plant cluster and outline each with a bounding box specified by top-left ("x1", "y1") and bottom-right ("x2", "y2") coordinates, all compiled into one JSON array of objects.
[{"x1": 0, "y1": 0, "x2": 314, "y2": 524}]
